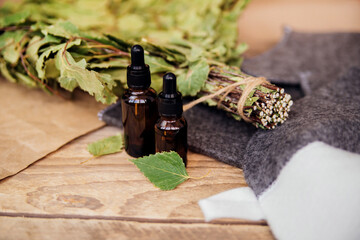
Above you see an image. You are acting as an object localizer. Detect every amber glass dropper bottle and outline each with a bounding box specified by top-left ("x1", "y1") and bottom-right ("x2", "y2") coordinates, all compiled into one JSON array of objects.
[
  {"x1": 155, "y1": 73, "x2": 188, "y2": 166},
  {"x1": 121, "y1": 45, "x2": 158, "y2": 158}
]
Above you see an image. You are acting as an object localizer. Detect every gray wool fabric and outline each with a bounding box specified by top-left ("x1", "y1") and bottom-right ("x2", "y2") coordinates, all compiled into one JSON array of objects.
[
  {"x1": 242, "y1": 30, "x2": 360, "y2": 95},
  {"x1": 99, "y1": 31, "x2": 360, "y2": 196},
  {"x1": 244, "y1": 67, "x2": 360, "y2": 195}
]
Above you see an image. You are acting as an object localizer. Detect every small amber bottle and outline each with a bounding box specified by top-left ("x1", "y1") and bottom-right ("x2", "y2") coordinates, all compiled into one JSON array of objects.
[
  {"x1": 155, "y1": 73, "x2": 188, "y2": 166},
  {"x1": 121, "y1": 45, "x2": 158, "y2": 158}
]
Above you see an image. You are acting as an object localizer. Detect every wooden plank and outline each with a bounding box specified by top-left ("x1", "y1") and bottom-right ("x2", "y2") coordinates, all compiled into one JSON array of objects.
[
  {"x1": 0, "y1": 216, "x2": 274, "y2": 240},
  {"x1": 0, "y1": 126, "x2": 251, "y2": 223}
]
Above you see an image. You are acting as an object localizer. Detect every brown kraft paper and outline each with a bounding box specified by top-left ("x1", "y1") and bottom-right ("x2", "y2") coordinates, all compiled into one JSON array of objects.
[{"x1": 0, "y1": 78, "x2": 106, "y2": 180}]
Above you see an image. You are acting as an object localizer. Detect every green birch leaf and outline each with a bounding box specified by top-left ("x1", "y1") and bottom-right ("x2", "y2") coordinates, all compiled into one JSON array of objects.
[
  {"x1": 117, "y1": 14, "x2": 145, "y2": 38},
  {"x1": 2, "y1": 44, "x2": 19, "y2": 64},
  {"x1": 177, "y1": 59, "x2": 209, "y2": 96},
  {"x1": 231, "y1": 114, "x2": 241, "y2": 121},
  {"x1": 87, "y1": 134, "x2": 123, "y2": 156},
  {"x1": 0, "y1": 60, "x2": 17, "y2": 83},
  {"x1": 55, "y1": 50, "x2": 117, "y2": 104},
  {"x1": 0, "y1": 10, "x2": 30, "y2": 27},
  {"x1": 150, "y1": 73, "x2": 163, "y2": 93},
  {"x1": 88, "y1": 59, "x2": 129, "y2": 69},
  {"x1": 54, "y1": 50, "x2": 83, "y2": 91},
  {"x1": 14, "y1": 72, "x2": 37, "y2": 88},
  {"x1": 144, "y1": 55, "x2": 175, "y2": 73},
  {"x1": 187, "y1": 45, "x2": 204, "y2": 62},
  {"x1": 26, "y1": 36, "x2": 42, "y2": 64},
  {"x1": 100, "y1": 69, "x2": 127, "y2": 84},
  {"x1": 41, "y1": 21, "x2": 80, "y2": 39},
  {"x1": 99, "y1": 73, "x2": 117, "y2": 90},
  {"x1": 26, "y1": 35, "x2": 61, "y2": 64},
  {"x1": 44, "y1": 58, "x2": 60, "y2": 79},
  {"x1": 142, "y1": 41, "x2": 185, "y2": 63},
  {"x1": 0, "y1": 31, "x2": 27, "y2": 65},
  {"x1": 256, "y1": 85, "x2": 276, "y2": 94},
  {"x1": 130, "y1": 151, "x2": 188, "y2": 191},
  {"x1": 245, "y1": 108, "x2": 253, "y2": 115},
  {"x1": 36, "y1": 38, "x2": 81, "y2": 79},
  {"x1": 105, "y1": 34, "x2": 132, "y2": 52},
  {"x1": 0, "y1": 30, "x2": 27, "y2": 48},
  {"x1": 244, "y1": 96, "x2": 259, "y2": 106}
]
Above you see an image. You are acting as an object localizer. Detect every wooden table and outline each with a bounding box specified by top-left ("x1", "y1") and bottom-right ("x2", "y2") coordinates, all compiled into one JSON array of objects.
[
  {"x1": 0, "y1": 126, "x2": 274, "y2": 239},
  {"x1": 3, "y1": 0, "x2": 355, "y2": 238}
]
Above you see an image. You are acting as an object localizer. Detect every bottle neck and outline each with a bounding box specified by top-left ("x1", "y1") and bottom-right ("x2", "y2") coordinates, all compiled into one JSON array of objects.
[
  {"x1": 159, "y1": 114, "x2": 182, "y2": 120},
  {"x1": 128, "y1": 87, "x2": 149, "y2": 93}
]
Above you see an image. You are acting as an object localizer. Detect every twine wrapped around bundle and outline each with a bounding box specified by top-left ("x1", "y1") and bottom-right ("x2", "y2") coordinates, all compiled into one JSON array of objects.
[
  {"x1": 184, "y1": 70, "x2": 293, "y2": 129},
  {"x1": 184, "y1": 76, "x2": 269, "y2": 122}
]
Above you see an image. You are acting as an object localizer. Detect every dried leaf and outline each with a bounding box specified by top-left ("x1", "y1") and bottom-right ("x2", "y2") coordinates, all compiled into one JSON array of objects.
[
  {"x1": 36, "y1": 38, "x2": 81, "y2": 79},
  {"x1": 26, "y1": 35, "x2": 61, "y2": 64},
  {"x1": 55, "y1": 49, "x2": 117, "y2": 104}
]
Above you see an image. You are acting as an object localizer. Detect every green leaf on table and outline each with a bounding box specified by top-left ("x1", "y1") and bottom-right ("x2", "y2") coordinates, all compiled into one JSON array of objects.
[
  {"x1": 55, "y1": 49, "x2": 117, "y2": 104},
  {"x1": 177, "y1": 59, "x2": 209, "y2": 96},
  {"x1": 130, "y1": 151, "x2": 188, "y2": 191},
  {"x1": 87, "y1": 133, "x2": 123, "y2": 156}
]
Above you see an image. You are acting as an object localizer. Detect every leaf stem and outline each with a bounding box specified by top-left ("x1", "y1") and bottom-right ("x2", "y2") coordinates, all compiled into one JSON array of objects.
[
  {"x1": 19, "y1": 32, "x2": 66, "y2": 100},
  {"x1": 75, "y1": 36, "x2": 130, "y2": 57},
  {"x1": 80, "y1": 156, "x2": 97, "y2": 164},
  {"x1": 188, "y1": 169, "x2": 212, "y2": 179},
  {"x1": 0, "y1": 26, "x2": 31, "y2": 32}
]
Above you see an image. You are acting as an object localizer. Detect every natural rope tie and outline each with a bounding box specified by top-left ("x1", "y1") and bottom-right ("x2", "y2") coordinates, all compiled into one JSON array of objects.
[{"x1": 183, "y1": 76, "x2": 269, "y2": 123}]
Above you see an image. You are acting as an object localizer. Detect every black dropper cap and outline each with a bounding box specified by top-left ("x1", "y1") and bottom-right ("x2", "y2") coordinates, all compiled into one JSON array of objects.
[
  {"x1": 158, "y1": 73, "x2": 183, "y2": 117},
  {"x1": 127, "y1": 45, "x2": 151, "y2": 88}
]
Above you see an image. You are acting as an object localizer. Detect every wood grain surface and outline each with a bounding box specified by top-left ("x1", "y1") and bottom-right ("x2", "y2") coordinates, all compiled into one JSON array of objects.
[
  {"x1": 3, "y1": 0, "x2": 356, "y2": 238},
  {"x1": 0, "y1": 126, "x2": 274, "y2": 239},
  {"x1": 0, "y1": 217, "x2": 273, "y2": 240}
]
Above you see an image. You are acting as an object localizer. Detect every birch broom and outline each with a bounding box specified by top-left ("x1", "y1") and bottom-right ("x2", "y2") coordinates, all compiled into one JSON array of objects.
[{"x1": 0, "y1": 0, "x2": 292, "y2": 129}]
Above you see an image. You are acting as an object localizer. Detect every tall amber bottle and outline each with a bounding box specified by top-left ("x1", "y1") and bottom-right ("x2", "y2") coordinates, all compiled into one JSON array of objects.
[
  {"x1": 155, "y1": 73, "x2": 188, "y2": 166},
  {"x1": 121, "y1": 45, "x2": 157, "y2": 158}
]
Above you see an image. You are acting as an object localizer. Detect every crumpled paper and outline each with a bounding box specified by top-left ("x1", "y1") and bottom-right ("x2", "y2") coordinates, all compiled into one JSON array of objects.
[{"x1": 0, "y1": 79, "x2": 105, "y2": 180}]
